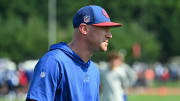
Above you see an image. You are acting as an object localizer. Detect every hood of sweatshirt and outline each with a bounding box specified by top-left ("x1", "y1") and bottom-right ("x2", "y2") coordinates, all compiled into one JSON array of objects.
[{"x1": 49, "y1": 42, "x2": 91, "y2": 68}]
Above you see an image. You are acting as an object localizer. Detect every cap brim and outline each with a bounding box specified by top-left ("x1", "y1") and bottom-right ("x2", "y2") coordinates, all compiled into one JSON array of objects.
[{"x1": 92, "y1": 22, "x2": 123, "y2": 27}]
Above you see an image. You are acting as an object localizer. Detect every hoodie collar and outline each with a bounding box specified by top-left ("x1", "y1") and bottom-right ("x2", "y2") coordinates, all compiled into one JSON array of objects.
[{"x1": 50, "y1": 42, "x2": 91, "y2": 68}]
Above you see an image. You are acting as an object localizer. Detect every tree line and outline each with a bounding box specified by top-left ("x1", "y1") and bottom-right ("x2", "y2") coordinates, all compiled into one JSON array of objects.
[{"x1": 0, "y1": 0, "x2": 180, "y2": 63}]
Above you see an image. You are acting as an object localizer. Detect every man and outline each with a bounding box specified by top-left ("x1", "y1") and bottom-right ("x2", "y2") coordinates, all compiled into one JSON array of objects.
[
  {"x1": 100, "y1": 51, "x2": 137, "y2": 101},
  {"x1": 26, "y1": 5, "x2": 122, "y2": 101}
]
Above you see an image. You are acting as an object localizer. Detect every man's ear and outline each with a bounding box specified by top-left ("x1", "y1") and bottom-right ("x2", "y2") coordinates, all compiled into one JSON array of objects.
[{"x1": 79, "y1": 23, "x2": 88, "y2": 35}]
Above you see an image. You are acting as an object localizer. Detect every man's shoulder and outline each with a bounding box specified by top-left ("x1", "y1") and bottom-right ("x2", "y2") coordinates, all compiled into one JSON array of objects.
[
  {"x1": 35, "y1": 49, "x2": 67, "y2": 70},
  {"x1": 35, "y1": 50, "x2": 62, "y2": 69},
  {"x1": 42, "y1": 49, "x2": 66, "y2": 61}
]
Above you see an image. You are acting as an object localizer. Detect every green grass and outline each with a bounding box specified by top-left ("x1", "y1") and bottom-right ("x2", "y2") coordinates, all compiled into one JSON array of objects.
[
  {"x1": 0, "y1": 98, "x2": 24, "y2": 101},
  {"x1": 1, "y1": 94, "x2": 180, "y2": 101},
  {"x1": 128, "y1": 95, "x2": 180, "y2": 101},
  {"x1": 152, "y1": 81, "x2": 180, "y2": 88}
]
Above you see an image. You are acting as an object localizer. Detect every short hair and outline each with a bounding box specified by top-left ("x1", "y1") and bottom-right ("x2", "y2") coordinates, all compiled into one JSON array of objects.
[{"x1": 107, "y1": 51, "x2": 124, "y2": 62}]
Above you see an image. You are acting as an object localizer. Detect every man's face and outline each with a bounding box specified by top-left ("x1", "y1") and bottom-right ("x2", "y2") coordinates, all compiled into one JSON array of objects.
[{"x1": 86, "y1": 25, "x2": 112, "y2": 52}]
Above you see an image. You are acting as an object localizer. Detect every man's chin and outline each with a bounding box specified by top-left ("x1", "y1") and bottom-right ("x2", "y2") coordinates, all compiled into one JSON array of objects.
[{"x1": 100, "y1": 47, "x2": 108, "y2": 52}]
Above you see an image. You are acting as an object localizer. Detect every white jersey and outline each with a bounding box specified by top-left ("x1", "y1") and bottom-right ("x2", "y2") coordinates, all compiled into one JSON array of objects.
[{"x1": 100, "y1": 63, "x2": 136, "y2": 101}]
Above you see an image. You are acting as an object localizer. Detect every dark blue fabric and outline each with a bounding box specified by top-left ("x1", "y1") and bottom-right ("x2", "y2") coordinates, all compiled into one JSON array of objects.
[
  {"x1": 73, "y1": 5, "x2": 110, "y2": 28},
  {"x1": 26, "y1": 42, "x2": 100, "y2": 101}
]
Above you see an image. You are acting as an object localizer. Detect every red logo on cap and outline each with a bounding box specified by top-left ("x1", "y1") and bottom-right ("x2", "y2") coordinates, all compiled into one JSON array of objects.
[{"x1": 102, "y1": 9, "x2": 110, "y2": 18}]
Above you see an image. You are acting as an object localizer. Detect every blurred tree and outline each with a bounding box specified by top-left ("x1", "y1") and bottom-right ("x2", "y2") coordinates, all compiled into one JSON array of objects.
[
  {"x1": 0, "y1": 15, "x2": 48, "y2": 62},
  {"x1": 0, "y1": 0, "x2": 180, "y2": 63}
]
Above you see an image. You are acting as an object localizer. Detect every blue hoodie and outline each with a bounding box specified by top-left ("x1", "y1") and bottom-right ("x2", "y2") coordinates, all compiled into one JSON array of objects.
[{"x1": 26, "y1": 42, "x2": 100, "y2": 101}]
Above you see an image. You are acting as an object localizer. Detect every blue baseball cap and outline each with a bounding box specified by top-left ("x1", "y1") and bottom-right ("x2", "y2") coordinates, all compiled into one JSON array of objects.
[{"x1": 73, "y1": 5, "x2": 123, "y2": 28}]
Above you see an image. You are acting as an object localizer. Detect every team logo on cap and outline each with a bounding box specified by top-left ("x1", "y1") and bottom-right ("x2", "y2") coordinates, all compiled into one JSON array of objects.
[
  {"x1": 102, "y1": 9, "x2": 110, "y2": 18},
  {"x1": 84, "y1": 16, "x2": 90, "y2": 23}
]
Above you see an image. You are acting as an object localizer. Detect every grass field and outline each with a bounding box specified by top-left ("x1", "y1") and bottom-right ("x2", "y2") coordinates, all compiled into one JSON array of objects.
[
  {"x1": 153, "y1": 81, "x2": 180, "y2": 88},
  {"x1": 0, "y1": 98, "x2": 24, "y2": 101},
  {"x1": 0, "y1": 95, "x2": 180, "y2": 101},
  {"x1": 128, "y1": 95, "x2": 180, "y2": 101}
]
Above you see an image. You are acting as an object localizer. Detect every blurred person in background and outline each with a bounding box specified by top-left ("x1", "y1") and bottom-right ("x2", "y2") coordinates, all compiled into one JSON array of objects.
[
  {"x1": 132, "y1": 62, "x2": 147, "y2": 87},
  {"x1": 144, "y1": 67, "x2": 155, "y2": 87},
  {"x1": 168, "y1": 63, "x2": 179, "y2": 81},
  {"x1": 154, "y1": 62, "x2": 164, "y2": 81},
  {"x1": 161, "y1": 68, "x2": 170, "y2": 82},
  {"x1": 100, "y1": 51, "x2": 137, "y2": 101},
  {"x1": 0, "y1": 59, "x2": 19, "y2": 90}
]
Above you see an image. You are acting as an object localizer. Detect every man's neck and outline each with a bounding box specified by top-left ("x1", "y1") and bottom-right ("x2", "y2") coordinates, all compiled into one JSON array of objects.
[{"x1": 69, "y1": 41, "x2": 92, "y2": 63}]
